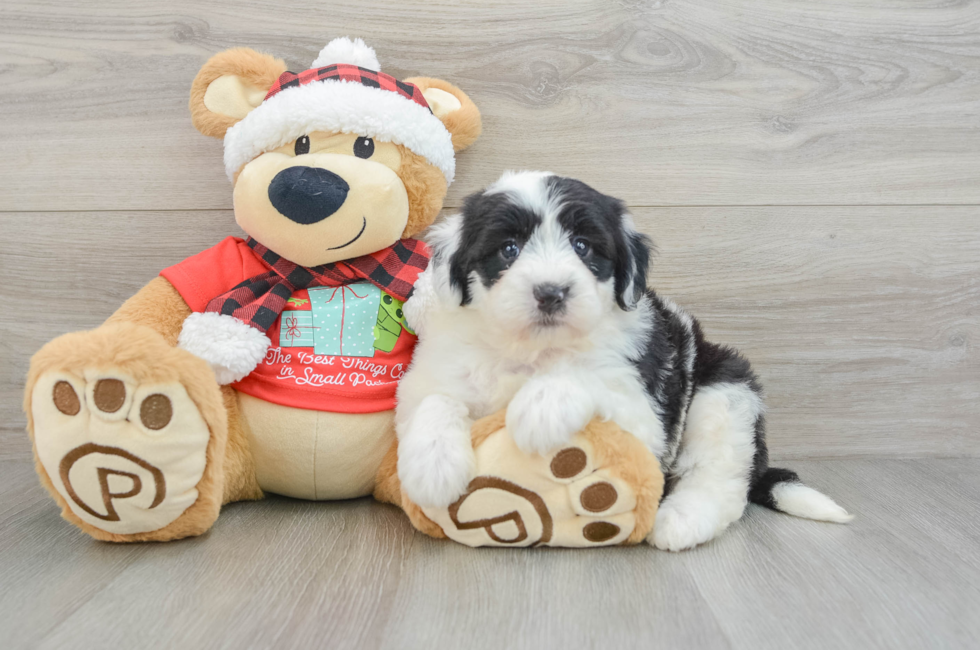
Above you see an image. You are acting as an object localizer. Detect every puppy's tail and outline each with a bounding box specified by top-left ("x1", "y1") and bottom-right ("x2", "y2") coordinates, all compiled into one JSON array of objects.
[{"x1": 749, "y1": 467, "x2": 854, "y2": 523}]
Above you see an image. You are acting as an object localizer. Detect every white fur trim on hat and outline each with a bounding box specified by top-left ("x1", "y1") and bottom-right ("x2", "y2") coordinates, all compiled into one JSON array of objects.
[
  {"x1": 223, "y1": 79, "x2": 455, "y2": 184},
  {"x1": 223, "y1": 35, "x2": 456, "y2": 185},
  {"x1": 177, "y1": 312, "x2": 271, "y2": 385},
  {"x1": 312, "y1": 37, "x2": 380, "y2": 70}
]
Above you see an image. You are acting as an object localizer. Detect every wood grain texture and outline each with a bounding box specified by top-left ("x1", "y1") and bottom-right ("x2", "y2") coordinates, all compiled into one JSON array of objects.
[
  {"x1": 2, "y1": 206, "x2": 976, "y2": 461},
  {"x1": 1, "y1": 0, "x2": 979, "y2": 210},
  {"x1": 1, "y1": 457, "x2": 978, "y2": 650},
  {"x1": 643, "y1": 207, "x2": 980, "y2": 460}
]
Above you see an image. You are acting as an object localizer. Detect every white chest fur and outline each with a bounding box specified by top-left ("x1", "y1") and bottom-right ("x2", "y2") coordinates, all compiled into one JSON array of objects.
[{"x1": 399, "y1": 307, "x2": 668, "y2": 457}]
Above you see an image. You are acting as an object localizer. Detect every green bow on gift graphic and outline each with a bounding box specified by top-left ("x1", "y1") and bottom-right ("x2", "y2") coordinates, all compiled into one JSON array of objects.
[{"x1": 374, "y1": 293, "x2": 415, "y2": 353}]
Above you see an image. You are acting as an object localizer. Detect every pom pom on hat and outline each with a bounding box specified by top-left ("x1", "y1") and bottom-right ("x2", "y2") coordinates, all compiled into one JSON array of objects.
[{"x1": 312, "y1": 37, "x2": 381, "y2": 70}]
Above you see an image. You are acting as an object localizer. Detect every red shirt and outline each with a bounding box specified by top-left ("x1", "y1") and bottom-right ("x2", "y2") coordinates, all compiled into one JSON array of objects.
[{"x1": 161, "y1": 237, "x2": 417, "y2": 413}]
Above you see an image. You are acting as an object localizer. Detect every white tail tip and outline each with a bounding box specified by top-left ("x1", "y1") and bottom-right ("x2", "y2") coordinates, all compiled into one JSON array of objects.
[{"x1": 771, "y1": 482, "x2": 854, "y2": 524}]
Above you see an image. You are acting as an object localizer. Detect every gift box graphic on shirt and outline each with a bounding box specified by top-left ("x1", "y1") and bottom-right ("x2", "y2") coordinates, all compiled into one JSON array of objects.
[
  {"x1": 279, "y1": 310, "x2": 317, "y2": 347},
  {"x1": 286, "y1": 283, "x2": 380, "y2": 358}
]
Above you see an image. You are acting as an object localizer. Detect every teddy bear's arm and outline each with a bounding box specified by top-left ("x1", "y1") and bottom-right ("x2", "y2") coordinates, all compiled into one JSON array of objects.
[{"x1": 104, "y1": 276, "x2": 192, "y2": 347}]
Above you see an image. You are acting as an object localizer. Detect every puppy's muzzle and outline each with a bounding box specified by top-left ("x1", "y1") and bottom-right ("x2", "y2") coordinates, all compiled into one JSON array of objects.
[
  {"x1": 268, "y1": 166, "x2": 350, "y2": 225},
  {"x1": 533, "y1": 283, "x2": 569, "y2": 316}
]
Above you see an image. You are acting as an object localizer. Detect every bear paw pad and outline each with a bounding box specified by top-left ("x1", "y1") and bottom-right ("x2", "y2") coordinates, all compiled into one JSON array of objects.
[
  {"x1": 32, "y1": 370, "x2": 210, "y2": 535},
  {"x1": 422, "y1": 426, "x2": 648, "y2": 548}
]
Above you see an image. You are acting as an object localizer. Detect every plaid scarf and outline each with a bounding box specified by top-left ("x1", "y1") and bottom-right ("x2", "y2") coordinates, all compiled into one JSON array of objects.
[{"x1": 205, "y1": 238, "x2": 430, "y2": 333}]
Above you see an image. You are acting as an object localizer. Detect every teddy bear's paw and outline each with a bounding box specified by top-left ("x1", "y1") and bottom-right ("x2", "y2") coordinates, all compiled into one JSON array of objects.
[
  {"x1": 421, "y1": 419, "x2": 662, "y2": 548},
  {"x1": 31, "y1": 368, "x2": 212, "y2": 536}
]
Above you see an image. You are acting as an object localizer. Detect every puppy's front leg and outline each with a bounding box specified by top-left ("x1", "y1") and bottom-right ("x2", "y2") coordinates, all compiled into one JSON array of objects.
[
  {"x1": 398, "y1": 394, "x2": 476, "y2": 508},
  {"x1": 506, "y1": 371, "x2": 596, "y2": 455}
]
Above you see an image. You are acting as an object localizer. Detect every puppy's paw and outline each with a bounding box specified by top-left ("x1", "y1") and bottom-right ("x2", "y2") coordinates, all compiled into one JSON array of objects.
[
  {"x1": 506, "y1": 376, "x2": 595, "y2": 455},
  {"x1": 399, "y1": 435, "x2": 475, "y2": 508},
  {"x1": 398, "y1": 395, "x2": 475, "y2": 508},
  {"x1": 649, "y1": 495, "x2": 723, "y2": 552}
]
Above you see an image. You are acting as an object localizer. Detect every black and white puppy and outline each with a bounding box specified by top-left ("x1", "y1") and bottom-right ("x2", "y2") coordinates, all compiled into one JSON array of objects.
[{"x1": 396, "y1": 171, "x2": 852, "y2": 551}]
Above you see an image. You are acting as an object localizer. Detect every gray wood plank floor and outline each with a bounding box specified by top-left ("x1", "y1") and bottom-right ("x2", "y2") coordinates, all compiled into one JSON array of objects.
[
  {"x1": 1, "y1": 458, "x2": 978, "y2": 650},
  {"x1": 1, "y1": 1, "x2": 978, "y2": 648}
]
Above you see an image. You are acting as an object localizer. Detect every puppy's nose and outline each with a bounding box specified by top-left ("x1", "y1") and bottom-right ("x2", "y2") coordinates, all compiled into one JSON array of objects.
[
  {"x1": 533, "y1": 283, "x2": 569, "y2": 315},
  {"x1": 268, "y1": 166, "x2": 349, "y2": 225}
]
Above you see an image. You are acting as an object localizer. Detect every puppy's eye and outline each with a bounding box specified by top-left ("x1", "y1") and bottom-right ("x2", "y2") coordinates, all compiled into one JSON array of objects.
[
  {"x1": 500, "y1": 240, "x2": 521, "y2": 260},
  {"x1": 295, "y1": 135, "x2": 310, "y2": 156},
  {"x1": 354, "y1": 137, "x2": 375, "y2": 159},
  {"x1": 571, "y1": 237, "x2": 591, "y2": 257}
]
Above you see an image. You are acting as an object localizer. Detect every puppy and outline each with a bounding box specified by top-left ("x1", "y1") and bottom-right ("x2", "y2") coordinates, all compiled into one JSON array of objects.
[{"x1": 396, "y1": 171, "x2": 852, "y2": 551}]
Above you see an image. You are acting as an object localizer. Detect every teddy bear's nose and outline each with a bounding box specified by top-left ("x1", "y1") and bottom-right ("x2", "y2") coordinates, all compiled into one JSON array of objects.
[{"x1": 268, "y1": 166, "x2": 350, "y2": 225}]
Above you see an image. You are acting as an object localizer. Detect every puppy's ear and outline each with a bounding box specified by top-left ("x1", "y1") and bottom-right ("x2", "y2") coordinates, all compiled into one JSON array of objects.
[
  {"x1": 614, "y1": 217, "x2": 652, "y2": 310},
  {"x1": 424, "y1": 213, "x2": 471, "y2": 305},
  {"x1": 448, "y1": 249, "x2": 474, "y2": 306},
  {"x1": 424, "y1": 213, "x2": 460, "y2": 260},
  {"x1": 189, "y1": 48, "x2": 287, "y2": 138},
  {"x1": 404, "y1": 77, "x2": 482, "y2": 152}
]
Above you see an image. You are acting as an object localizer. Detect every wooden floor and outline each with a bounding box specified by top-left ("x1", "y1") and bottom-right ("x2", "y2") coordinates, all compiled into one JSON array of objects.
[
  {"x1": 2, "y1": 458, "x2": 979, "y2": 649},
  {"x1": 1, "y1": 1, "x2": 978, "y2": 648}
]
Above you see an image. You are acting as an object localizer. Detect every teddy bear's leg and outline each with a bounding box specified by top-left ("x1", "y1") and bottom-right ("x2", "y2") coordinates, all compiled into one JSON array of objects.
[
  {"x1": 218, "y1": 386, "x2": 264, "y2": 504},
  {"x1": 377, "y1": 413, "x2": 664, "y2": 547},
  {"x1": 25, "y1": 319, "x2": 247, "y2": 542},
  {"x1": 104, "y1": 276, "x2": 263, "y2": 507}
]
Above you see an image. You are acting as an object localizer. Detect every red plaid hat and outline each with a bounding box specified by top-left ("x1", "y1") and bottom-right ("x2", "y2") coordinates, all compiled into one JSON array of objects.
[
  {"x1": 264, "y1": 65, "x2": 430, "y2": 109},
  {"x1": 223, "y1": 37, "x2": 456, "y2": 184}
]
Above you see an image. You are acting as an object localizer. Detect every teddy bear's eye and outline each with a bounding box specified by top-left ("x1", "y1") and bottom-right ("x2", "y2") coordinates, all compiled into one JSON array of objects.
[
  {"x1": 295, "y1": 135, "x2": 310, "y2": 156},
  {"x1": 383, "y1": 295, "x2": 393, "y2": 305},
  {"x1": 354, "y1": 137, "x2": 375, "y2": 159},
  {"x1": 396, "y1": 309, "x2": 404, "y2": 319}
]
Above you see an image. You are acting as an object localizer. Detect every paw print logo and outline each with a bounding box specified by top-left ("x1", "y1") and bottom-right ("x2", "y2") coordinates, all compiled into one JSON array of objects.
[
  {"x1": 448, "y1": 477, "x2": 554, "y2": 546},
  {"x1": 59, "y1": 443, "x2": 166, "y2": 522},
  {"x1": 32, "y1": 371, "x2": 211, "y2": 535}
]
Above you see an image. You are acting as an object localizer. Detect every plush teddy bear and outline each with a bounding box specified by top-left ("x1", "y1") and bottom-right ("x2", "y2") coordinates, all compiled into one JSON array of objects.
[{"x1": 24, "y1": 37, "x2": 663, "y2": 547}]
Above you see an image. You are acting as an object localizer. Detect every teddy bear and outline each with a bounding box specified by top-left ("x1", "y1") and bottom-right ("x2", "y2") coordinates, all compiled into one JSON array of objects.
[{"x1": 24, "y1": 37, "x2": 663, "y2": 547}]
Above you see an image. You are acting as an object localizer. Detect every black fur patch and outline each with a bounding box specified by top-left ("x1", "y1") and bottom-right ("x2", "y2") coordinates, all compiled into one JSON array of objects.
[
  {"x1": 629, "y1": 293, "x2": 693, "y2": 451},
  {"x1": 623, "y1": 231, "x2": 651, "y2": 308},
  {"x1": 449, "y1": 190, "x2": 541, "y2": 305},
  {"x1": 691, "y1": 318, "x2": 761, "y2": 393},
  {"x1": 547, "y1": 176, "x2": 651, "y2": 310}
]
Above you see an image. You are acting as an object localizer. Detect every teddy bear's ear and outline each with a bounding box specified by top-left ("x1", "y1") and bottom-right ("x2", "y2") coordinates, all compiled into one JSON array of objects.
[
  {"x1": 189, "y1": 48, "x2": 287, "y2": 139},
  {"x1": 404, "y1": 77, "x2": 482, "y2": 152}
]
